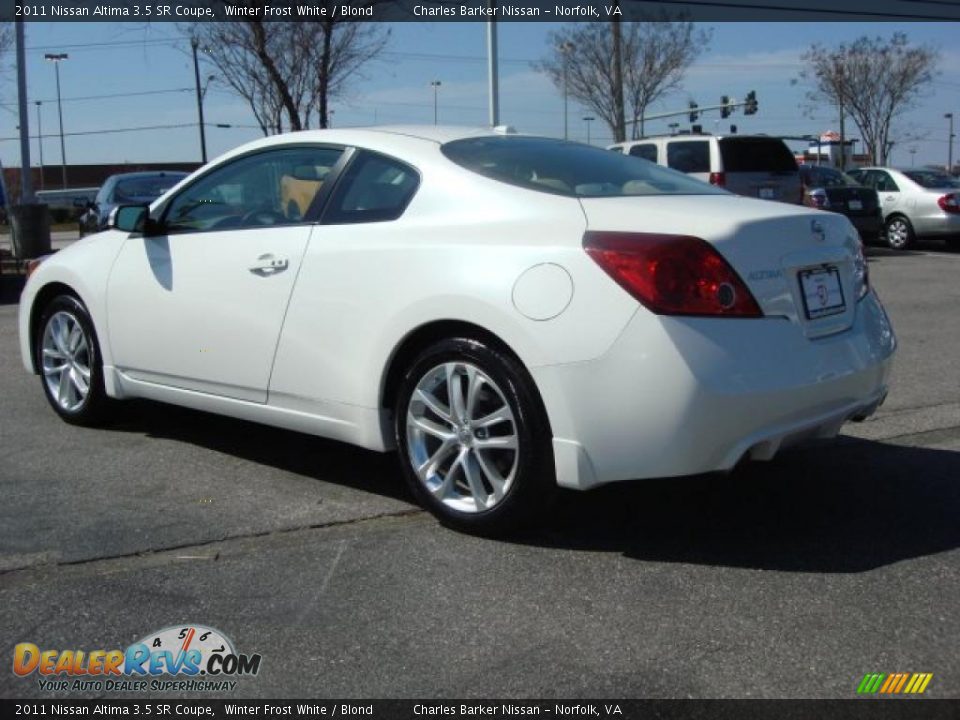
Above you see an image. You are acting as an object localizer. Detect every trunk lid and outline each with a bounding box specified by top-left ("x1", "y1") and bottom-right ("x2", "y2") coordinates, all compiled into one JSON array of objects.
[
  {"x1": 823, "y1": 186, "x2": 879, "y2": 216},
  {"x1": 579, "y1": 195, "x2": 863, "y2": 338}
]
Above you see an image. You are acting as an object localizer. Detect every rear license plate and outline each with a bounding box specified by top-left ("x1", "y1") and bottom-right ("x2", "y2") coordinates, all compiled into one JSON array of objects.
[
  {"x1": 848, "y1": 199, "x2": 863, "y2": 210},
  {"x1": 799, "y1": 266, "x2": 846, "y2": 320},
  {"x1": 759, "y1": 187, "x2": 775, "y2": 199}
]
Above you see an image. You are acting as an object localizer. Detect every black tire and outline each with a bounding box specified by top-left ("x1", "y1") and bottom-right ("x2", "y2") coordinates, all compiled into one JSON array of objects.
[
  {"x1": 884, "y1": 215, "x2": 914, "y2": 251},
  {"x1": 394, "y1": 337, "x2": 554, "y2": 535},
  {"x1": 945, "y1": 237, "x2": 960, "y2": 251},
  {"x1": 36, "y1": 294, "x2": 111, "y2": 426}
]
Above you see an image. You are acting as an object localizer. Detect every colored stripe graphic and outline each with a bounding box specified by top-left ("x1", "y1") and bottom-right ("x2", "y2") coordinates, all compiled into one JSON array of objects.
[{"x1": 857, "y1": 673, "x2": 932, "y2": 694}]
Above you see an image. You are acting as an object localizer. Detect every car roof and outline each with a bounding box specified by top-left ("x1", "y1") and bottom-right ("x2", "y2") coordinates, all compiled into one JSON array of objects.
[{"x1": 203, "y1": 125, "x2": 524, "y2": 170}]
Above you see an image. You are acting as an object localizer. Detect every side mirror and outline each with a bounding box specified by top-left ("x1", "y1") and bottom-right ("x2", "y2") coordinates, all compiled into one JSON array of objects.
[{"x1": 111, "y1": 204, "x2": 149, "y2": 233}]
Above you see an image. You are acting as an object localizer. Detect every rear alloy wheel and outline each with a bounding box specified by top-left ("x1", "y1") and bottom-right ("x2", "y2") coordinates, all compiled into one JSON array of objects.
[
  {"x1": 37, "y1": 295, "x2": 110, "y2": 425},
  {"x1": 395, "y1": 338, "x2": 553, "y2": 534},
  {"x1": 885, "y1": 216, "x2": 914, "y2": 250}
]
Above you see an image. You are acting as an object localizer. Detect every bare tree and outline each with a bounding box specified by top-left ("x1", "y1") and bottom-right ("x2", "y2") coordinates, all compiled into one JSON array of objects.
[
  {"x1": 624, "y1": 19, "x2": 711, "y2": 138},
  {"x1": 802, "y1": 33, "x2": 939, "y2": 166},
  {"x1": 0, "y1": 23, "x2": 11, "y2": 58},
  {"x1": 188, "y1": 3, "x2": 388, "y2": 135},
  {"x1": 536, "y1": 18, "x2": 709, "y2": 143}
]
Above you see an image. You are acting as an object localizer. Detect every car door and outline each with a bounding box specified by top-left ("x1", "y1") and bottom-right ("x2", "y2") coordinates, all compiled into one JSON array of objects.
[
  {"x1": 106, "y1": 145, "x2": 346, "y2": 403},
  {"x1": 870, "y1": 170, "x2": 902, "y2": 218}
]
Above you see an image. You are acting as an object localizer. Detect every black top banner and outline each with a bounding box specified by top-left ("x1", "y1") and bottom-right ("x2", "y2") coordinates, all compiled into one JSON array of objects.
[{"x1": 4, "y1": 0, "x2": 960, "y2": 22}]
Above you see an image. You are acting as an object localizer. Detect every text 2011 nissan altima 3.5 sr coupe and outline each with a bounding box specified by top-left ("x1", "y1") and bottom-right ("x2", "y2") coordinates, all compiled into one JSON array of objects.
[{"x1": 19, "y1": 126, "x2": 896, "y2": 533}]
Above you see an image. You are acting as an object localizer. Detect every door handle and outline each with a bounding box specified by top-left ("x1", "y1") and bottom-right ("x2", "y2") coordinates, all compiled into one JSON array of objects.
[{"x1": 249, "y1": 253, "x2": 289, "y2": 276}]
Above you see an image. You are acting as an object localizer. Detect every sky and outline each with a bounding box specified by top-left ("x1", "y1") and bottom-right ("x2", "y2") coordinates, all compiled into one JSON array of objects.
[{"x1": 2, "y1": 20, "x2": 959, "y2": 175}]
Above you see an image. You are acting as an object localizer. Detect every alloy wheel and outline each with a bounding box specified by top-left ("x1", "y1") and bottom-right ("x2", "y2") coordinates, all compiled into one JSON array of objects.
[
  {"x1": 405, "y1": 362, "x2": 519, "y2": 514},
  {"x1": 41, "y1": 310, "x2": 93, "y2": 413}
]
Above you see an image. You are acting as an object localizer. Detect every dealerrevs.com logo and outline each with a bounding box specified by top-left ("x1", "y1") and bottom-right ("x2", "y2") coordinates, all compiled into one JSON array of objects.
[{"x1": 13, "y1": 625, "x2": 262, "y2": 693}]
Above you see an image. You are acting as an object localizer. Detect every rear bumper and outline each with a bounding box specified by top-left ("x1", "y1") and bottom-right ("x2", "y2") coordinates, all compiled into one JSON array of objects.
[
  {"x1": 849, "y1": 213, "x2": 882, "y2": 237},
  {"x1": 534, "y1": 290, "x2": 896, "y2": 490}
]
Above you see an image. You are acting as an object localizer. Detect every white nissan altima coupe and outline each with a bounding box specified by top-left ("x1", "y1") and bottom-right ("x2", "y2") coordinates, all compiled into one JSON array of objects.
[{"x1": 19, "y1": 126, "x2": 896, "y2": 533}]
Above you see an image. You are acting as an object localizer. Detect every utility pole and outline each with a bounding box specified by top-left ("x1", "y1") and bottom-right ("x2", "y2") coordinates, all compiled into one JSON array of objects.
[
  {"x1": 16, "y1": 20, "x2": 33, "y2": 203},
  {"x1": 191, "y1": 38, "x2": 208, "y2": 164},
  {"x1": 560, "y1": 41, "x2": 574, "y2": 140},
  {"x1": 430, "y1": 80, "x2": 442, "y2": 125},
  {"x1": 35, "y1": 101, "x2": 44, "y2": 190},
  {"x1": 838, "y1": 99, "x2": 846, "y2": 170},
  {"x1": 947, "y1": 113, "x2": 955, "y2": 173},
  {"x1": 486, "y1": 9, "x2": 499, "y2": 126}
]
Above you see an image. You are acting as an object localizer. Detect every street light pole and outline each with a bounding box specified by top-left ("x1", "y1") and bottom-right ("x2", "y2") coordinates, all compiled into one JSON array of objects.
[
  {"x1": 583, "y1": 116, "x2": 595, "y2": 145},
  {"x1": 430, "y1": 80, "x2": 441, "y2": 125},
  {"x1": 486, "y1": 9, "x2": 499, "y2": 126},
  {"x1": 44, "y1": 52, "x2": 68, "y2": 189},
  {"x1": 947, "y1": 113, "x2": 955, "y2": 174},
  {"x1": 35, "y1": 101, "x2": 44, "y2": 191},
  {"x1": 191, "y1": 38, "x2": 208, "y2": 164}
]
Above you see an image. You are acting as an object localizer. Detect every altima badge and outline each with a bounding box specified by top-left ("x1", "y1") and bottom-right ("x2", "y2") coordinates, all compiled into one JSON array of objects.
[{"x1": 811, "y1": 219, "x2": 826, "y2": 242}]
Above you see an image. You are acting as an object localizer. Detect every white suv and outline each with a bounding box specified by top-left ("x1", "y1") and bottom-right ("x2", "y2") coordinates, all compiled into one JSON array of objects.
[{"x1": 610, "y1": 134, "x2": 803, "y2": 205}]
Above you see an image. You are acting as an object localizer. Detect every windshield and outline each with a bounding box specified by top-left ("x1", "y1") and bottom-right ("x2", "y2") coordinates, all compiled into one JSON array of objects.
[
  {"x1": 903, "y1": 170, "x2": 960, "y2": 189},
  {"x1": 112, "y1": 175, "x2": 186, "y2": 203},
  {"x1": 441, "y1": 136, "x2": 725, "y2": 198}
]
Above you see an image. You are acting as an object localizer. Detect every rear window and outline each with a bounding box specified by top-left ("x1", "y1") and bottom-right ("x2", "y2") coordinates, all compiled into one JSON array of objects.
[
  {"x1": 441, "y1": 136, "x2": 724, "y2": 198},
  {"x1": 802, "y1": 166, "x2": 858, "y2": 188},
  {"x1": 903, "y1": 170, "x2": 960, "y2": 189},
  {"x1": 719, "y1": 138, "x2": 797, "y2": 173}
]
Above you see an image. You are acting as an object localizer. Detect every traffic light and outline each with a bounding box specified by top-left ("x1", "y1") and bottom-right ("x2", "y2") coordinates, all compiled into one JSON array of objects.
[
  {"x1": 721, "y1": 95, "x2": 731, "y2": 119},
  {"x1": 744, "y1": 90, "x2": 758, "y2": 115},
  {"x1": 689, "y1": 101, "x2": 699, "y2": 123}
]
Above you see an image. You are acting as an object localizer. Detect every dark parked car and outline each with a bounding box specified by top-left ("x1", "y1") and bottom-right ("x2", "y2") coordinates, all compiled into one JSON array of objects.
[
  {"x1": 800, "y1": 164, "x2": 882, "y2": 241},
  {"x1": 79, "y1": 171, "x2": 188, "y2": 236}
]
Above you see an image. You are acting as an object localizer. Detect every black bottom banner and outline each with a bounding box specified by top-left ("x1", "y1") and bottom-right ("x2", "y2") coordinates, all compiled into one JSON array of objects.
[{"x1": 2, "y1": 700, "x2": 959, "y2": 720}]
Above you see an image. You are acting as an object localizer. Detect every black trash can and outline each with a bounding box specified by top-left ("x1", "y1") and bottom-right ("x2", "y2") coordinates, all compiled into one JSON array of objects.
[{"x1": 10, "y1": 204, "x2": 52, "y2": 259}]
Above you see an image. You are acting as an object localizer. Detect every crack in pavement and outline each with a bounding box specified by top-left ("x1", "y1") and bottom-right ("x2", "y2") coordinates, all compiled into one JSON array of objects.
[{"x1": 0, "y1": 507, "x2": 424, "y2": 579}]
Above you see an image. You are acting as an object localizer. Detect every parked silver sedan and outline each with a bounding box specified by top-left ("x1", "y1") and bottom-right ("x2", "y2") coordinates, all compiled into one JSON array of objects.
[{"x1": 847, "y1": 167, "x2": 960, "y2": 250}]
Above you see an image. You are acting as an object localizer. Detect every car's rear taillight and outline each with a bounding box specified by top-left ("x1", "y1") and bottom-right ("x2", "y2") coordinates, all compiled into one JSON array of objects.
[
  {"x1": 583, "y1": 231, "x2": 763, "y2": 317},
  {"x1": 937, "y1": 193, "x2": 960, "y2": 214},
  {"x1": 708, "y1": 172, "x2": 725, "y2": 187}
]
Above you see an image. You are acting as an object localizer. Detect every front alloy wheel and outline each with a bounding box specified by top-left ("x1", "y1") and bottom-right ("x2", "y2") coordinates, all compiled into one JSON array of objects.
[
  {"x1": 395, "y1": 338, "x2": 553, "y2": 533},
  {"x1": 42, "y1": 310, "x2": 93, "y2": 412},
  {"x1": 37, "y1": 294, "x2": 110, "y2": 425},
  {"x1": 885, "y1": 216, "x2": 913, "y2": 250}
]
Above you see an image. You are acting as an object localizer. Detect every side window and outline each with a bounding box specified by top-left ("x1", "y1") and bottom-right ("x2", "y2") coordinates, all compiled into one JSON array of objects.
[
  {"x1": 324, "y1": 151, "x2": 419, "y2": 224},
  {"x1": 666, "y1": 141, "x2": 710, "y2": 173},
  {"x1": 629, "y1": 144, "x2": 658, "y2": 163},
  {"x1": 874, "y1": 172, "x2": 899, "y2": 193},
  {"x1": 163, "y1": 146, "x2": 343, "y2": 234}
]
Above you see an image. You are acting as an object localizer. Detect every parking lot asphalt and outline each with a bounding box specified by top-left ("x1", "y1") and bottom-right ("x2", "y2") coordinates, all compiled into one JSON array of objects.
[{"x1": 1, "y1": 241, "x2": 959, "y2": 699}]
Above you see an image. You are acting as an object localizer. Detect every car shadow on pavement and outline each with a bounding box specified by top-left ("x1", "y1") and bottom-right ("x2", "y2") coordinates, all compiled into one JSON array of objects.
[
  {"x1": 105, "y1": 400, "x2": 959, "y2": 574},
  {"x1": 107, "y1": 399, "x2": 412, "y2": 503},
  {"x1": 525, "y1": 437, "x2": 960, "y2": 573}
]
